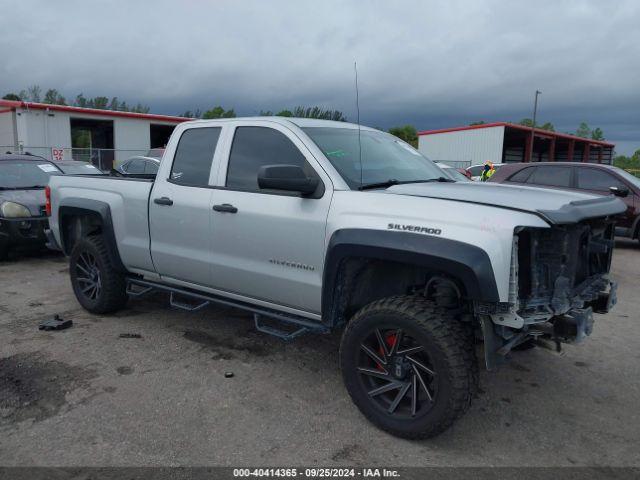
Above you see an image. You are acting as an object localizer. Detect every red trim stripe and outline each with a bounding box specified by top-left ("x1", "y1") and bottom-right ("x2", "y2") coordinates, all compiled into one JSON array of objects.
[
  {"x1": 418, "y1": 121, "x2": 614, "y2": 147},
  {"x1": 0, "y1": 100, "x2": 189, "y2": 123}
]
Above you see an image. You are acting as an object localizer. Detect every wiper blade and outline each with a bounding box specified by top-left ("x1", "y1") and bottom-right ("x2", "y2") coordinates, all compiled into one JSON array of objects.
[
  {"x1": 358, "y1": 177, "x2": 454, "y2": 190},
  {"x1": 358, "y1": 179, "x2": 399, "y2": 191}
]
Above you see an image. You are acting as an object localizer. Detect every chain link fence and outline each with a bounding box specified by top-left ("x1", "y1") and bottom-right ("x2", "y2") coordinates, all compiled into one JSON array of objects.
[{"x1": 1, "y1": 146, "x2": 150, "y2": 171}]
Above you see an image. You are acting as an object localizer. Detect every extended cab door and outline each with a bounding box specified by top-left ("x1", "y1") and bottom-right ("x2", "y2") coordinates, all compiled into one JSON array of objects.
[
  {"x1": 149, "y1": 125, "x2": 223, "y2": 286},
  {"x1": 208, "y1": 121, "x2": 333, "y2": 314}
]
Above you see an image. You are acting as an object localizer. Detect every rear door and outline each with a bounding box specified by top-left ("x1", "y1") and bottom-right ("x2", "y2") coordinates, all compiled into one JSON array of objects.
[
  {"x1": 523, "y1": 165, "x2": 573, "y2": 190},
  {"x1": 149, "y1": 125, "x2": 223, "y2": 286},
  {"x1": 208, "y1": 121, "x2": 332, "y2": 313},
  {"x1": 575, "y1": 167, "x2": 635, "y2": 230}
]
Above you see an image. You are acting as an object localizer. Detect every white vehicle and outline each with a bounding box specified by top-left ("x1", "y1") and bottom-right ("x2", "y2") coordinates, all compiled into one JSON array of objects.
[{"x1": 46, "y1": 117, "x2": 624, "y2": 439}]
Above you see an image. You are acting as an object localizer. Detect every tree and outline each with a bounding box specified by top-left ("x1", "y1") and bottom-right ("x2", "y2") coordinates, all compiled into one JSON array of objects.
[
  {"x1": 276, "y1": 109, "x2": 293, "y2": 117},
  {"x1": 591, "y1": 127, "x2": 605, "y2": 141},
  {"x1": 109, "y1": 97, "x2": 119, "y2": 111},
  {"x1": 469, "y1": 121, "x2": 486, "y2": 126},
  {"x1": 2, "y1": 93, "x2": 21, "y2": 101},
  {"x1": 576, "y1": 122, "x2": 591, "y2": 138},
  {"x1": 291, "y1": 106, "x2": 346, "y2": 121},
  {"x1": 388, "y1": 125, "x2": 418, "y2": 148},
  {"x1": 202, "y1": 106, "x2": 236, "y2": 119},
  {"x1": 75, "y1": 94, "x2": 87, "y2": 108},
  {"x1": 539, "y1": 122, "x2": 555, "y2": 131},
  {"x1": 18, "y1": 85, "x2": 41, "y2": 102},
  {"x1": 43, "y1": 89, "x2": 66, "y2": 105},
  {"x1": 92, "y1": 96, "x2": 109, "y2": 109},
  {"x1": 518, "y1": 118, "x2": 535, "y2": 127}
]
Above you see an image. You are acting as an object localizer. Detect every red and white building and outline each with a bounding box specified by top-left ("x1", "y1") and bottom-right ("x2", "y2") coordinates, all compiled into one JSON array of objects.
[
  {"x1": 418, "y1": 122, "x2": 615, "y2": 167},
  {"x1": 0, "y1": 100, "x2": 189, "y2": 168}
]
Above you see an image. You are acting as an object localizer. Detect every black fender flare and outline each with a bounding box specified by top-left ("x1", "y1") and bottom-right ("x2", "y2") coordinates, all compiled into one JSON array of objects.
[
  {"x1": 58, "y1": 198, "x2": 126, "y2": 272},
  {"x1": 321, "y1": 229, "x2": 499, "y2": 324}
]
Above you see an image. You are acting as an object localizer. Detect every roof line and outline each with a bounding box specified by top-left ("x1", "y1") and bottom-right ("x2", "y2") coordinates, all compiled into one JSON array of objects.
[
  {"x1": 417, "y1": 121, "x2": 615, "y2": 147},
  {"x1": 0, "y1": 99, "x2": 190, "y2": 123}
]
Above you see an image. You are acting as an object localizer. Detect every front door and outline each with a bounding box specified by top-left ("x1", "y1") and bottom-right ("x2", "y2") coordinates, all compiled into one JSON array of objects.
[
  {"x1": 149, "y1": 126, "x2": 222, "y2": 286},
  {"x1": 209, "y1": 123, "x2": 332, "y2": 313}
]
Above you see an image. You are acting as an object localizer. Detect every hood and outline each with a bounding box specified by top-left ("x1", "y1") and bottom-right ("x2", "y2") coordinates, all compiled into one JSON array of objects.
[
  {"x1": 385, "y1": 181, "x2": 627, "y2": 224},
  {"x1": 0, "y1": 189, "x2": 46, "y2": 217}
]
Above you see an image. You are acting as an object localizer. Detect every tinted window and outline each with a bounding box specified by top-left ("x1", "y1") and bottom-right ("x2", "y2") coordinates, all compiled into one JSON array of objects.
[
  {"x1": 170, "y1": 127, "x2": 221, "y2": 186},
  {"x1": 576, "y1": 168, "x2": 623, "y2": 192},
  {"x1": 227, "y1": 127, "x2": 315, "y2": 192},
  {"x1": 527, "y1": 166, "x2": 572, "y2": 187},
  {"x1": 509, "y1": 167, "x2": 534, "y2": 183},
  {"x1": 144, "y1": 160, "x2": 159, "y2": 174},
  {"x1": 126, "y1": 159, "x2": 145, "y2": 174}
]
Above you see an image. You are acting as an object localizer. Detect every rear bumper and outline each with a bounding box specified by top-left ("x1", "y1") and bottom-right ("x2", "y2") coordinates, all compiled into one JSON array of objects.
[{"x1": 0, "y1": 216, "x2": 49, "y2": 250}]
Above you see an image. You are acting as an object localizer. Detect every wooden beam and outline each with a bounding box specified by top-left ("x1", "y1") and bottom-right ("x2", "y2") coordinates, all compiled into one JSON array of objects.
[
  {"x1": 583, "y1": 143, "x2": 591, "y2": 163},
  {"x1": 567, "y1": 140, "x2": 575, "y2": 162},
  {"x1": 549, "y1": 137, "x2": 556, "y2": 162},
  {"x1": 524, "y1": 132, "x2": 533, "y2": 162}
]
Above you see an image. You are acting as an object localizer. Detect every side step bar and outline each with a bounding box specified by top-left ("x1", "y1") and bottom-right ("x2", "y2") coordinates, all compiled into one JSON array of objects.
[{"x1": 126, "y1": 278, "x2": 329, "y2": 340}]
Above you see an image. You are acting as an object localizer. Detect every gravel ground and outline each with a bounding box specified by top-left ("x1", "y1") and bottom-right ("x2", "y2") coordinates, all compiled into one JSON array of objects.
[{"x1": 1, "y1": 241, "x2": 639, "y2": 467}]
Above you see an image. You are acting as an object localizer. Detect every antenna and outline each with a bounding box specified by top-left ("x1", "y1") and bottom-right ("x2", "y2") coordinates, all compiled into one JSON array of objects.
[{"x1": 354, "y1": 61, "x2": 363, "y2": 187}]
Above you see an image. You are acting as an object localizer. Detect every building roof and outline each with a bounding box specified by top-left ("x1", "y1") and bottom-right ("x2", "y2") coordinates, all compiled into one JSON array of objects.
[
  {"x1": 417, "y1": 121, "x2": 614, "y2": 147},
  {"x1": 0, "y1": 99, "x2": 190, "y2": 123}
]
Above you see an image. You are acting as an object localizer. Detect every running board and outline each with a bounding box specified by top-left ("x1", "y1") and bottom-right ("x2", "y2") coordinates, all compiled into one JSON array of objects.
[{"x1": 126, "y1": 278, "x2": 329, "y2": 339}]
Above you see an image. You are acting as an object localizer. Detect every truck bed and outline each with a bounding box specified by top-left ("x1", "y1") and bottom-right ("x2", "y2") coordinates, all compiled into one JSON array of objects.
[{"x1": 49, "y1": 174, "x2": 156, "y2": 274}]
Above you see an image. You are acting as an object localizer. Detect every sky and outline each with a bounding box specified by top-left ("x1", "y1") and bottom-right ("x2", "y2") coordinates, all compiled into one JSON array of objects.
[{"x1": 1, "y1": 0, "x2": 639, "y2": 155}]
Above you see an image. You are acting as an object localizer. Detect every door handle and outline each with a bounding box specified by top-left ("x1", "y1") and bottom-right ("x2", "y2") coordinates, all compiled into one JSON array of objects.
[
  {"x1": 213, "y1": 203, "x2": 238, "y2": 213},
  {"x1": 153, "y1": 197, "x2": 173, "y2": 206}
]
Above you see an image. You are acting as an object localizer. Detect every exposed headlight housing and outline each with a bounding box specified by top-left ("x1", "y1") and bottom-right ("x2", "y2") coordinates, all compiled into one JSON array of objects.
[{"x1": 0, "y1": 201, "x2": 32, "y2": 218}]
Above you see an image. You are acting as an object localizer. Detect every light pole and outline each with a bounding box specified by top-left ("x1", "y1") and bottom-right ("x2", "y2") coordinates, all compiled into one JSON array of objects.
[{"x1": 528, "y1": 90, "x2": 541, "y2": 162}]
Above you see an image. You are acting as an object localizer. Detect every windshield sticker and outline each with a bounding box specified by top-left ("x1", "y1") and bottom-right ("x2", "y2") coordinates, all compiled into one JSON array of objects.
[
  {"x1": 325, "y1": 149, "x2": 347, "y2": 157},
  {"x1": 38, "y1": 164, "x2": 58, "y2": 172}
]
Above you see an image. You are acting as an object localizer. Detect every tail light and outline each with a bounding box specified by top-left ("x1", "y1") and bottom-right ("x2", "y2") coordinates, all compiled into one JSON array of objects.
[{"x1": 45, "y1": 185, "x2": 51, "y2": 216}]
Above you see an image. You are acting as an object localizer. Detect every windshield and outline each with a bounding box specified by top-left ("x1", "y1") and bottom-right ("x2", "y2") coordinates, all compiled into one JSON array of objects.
[
  {"x1": 0, "y1": 161, "x2": 61, "y2": 189},
  {"x1": 440, "y1": 166, "x2": 470, "y2": 182},
  {"x1": 59, "y1": 163, "x2": 103, "y2": 175},
  {"x1": 611, "y1": 166, "x2": 640, "y2": 190},
  {"x1": 302, "y1": 127, "x2": 444, "y2": 189}
]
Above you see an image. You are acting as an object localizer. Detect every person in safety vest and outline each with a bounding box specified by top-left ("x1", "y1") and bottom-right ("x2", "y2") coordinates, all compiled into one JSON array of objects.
[{"x1": 480, "y1": 161, "x2": 495, "y2": 182}]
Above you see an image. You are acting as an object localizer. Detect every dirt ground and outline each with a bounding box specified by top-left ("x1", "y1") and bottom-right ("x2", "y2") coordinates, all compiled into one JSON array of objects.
[{"x1": 1, "y1": 241, "x2": 639, "y2": 467}]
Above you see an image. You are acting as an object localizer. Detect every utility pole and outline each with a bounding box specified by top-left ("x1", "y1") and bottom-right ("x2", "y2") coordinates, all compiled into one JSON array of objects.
[{"x1": 528, "y1": 90, "x2": 541, "y2": 162}]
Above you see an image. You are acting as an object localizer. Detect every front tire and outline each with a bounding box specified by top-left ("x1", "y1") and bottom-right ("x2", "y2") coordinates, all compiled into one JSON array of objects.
[
  {"x1": 69, "y1": 235, "x2": 128, "y2": 314},
  {"x1": 339, "y1": 295, "x2": 477, "y2": 439}
]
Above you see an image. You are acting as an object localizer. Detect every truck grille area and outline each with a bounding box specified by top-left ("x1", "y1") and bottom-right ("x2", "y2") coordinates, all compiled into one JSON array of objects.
[{"x1": 517, "y1": 219, "x2": 615, "y2": 315}]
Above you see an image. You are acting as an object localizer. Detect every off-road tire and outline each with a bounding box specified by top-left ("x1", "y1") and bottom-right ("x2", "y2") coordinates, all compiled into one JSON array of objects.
[
  {"x1": 340, "y1": 295, "x2": 477, "y2": 439},
  {"x1": 70, "y1": 235, "x2": 128, "y2": 314}
]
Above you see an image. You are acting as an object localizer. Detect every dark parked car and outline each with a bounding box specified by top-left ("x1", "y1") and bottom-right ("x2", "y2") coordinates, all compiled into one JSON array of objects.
[
  {"x1": 0, "y1": 154, "x2": 62, "y2": 259},
  {"x1": 116, "y1": 156, "x2": 160, "y2": 175},
  {"x1": 489, "y1": 162, "x2": 640, "y2": 242}
]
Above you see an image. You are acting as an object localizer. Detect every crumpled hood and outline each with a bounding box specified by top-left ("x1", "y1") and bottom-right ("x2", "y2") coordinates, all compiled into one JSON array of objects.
[
  {"x1": 385, "y1": 181, "x2": 627, "y2": 224},
  {"x1": 0, "y1": 189, "x2": 46, "y2": 217}
]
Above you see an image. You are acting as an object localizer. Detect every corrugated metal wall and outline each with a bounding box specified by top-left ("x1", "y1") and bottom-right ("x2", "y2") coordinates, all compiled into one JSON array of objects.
[{"x1": 417, "y1": 126, "x2": 505, "y2": 165}]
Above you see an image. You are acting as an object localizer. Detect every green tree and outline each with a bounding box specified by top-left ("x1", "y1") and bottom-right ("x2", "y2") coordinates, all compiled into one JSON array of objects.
[
  {"x1": 18, "y1": 85, "x2": 41, "y2": 102},
  {"x1": 91, "y1": 96, "x2": 109, "y2": 109},
  {"x1": 388, "y1": 125, "x2": 418, "y2": 148},
  {"x1": 2, "y1": 93, "x2": 21, "y2": 101},
  {"x1": 276, "y1": 109, "x2": 293, "y2": 117},
  {"x1": 539, "y1": 122, "x2": 555, "y2": 131},
  {"x1": 43, "y1": 88, "x2": 66, "y2": 105},
  {"x1": 518, "y1": 118, "x2": 535, "y2": 127},
  {"x1": 75, "y1": 94, "x2": 87, "y2": 108},
  {"x1": 109, "y1": 97, "x2": 119, "y2": 110},
  {"x1": 576, "y1": 122, "x2": 591, "y2": 138},
  {"x1": 202, "y1": 106, "x2": 236, "y2": 119},
  {"x1": 591, "y1": 127, "x2": 605, "y2": 141},
  {"x1": 469, "y1": 121, "x2": 486, "y2": 126},
  {"x1": 291, "y1": 106, "x2": 346, "y2": 121}
]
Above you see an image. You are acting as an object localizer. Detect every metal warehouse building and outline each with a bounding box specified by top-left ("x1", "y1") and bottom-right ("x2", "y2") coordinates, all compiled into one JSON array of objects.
[
  {"x1": 0, "y1": 100, "x2": 188, "y2": 169},
  {"x1": 417, "y1": 122, "x2": 615, "y2": 167}
]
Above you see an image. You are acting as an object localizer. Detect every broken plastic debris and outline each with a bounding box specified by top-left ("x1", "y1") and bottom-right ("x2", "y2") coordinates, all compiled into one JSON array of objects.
[
  {"x1": 224, "y1": 372, "x2": 234, "y2": 378},
  {"x1": 119, "y1": 333, "x2": 142, "y2": 339},
  {"x1": 38, "y1": 314, "x2": 72, "y2": 331}
]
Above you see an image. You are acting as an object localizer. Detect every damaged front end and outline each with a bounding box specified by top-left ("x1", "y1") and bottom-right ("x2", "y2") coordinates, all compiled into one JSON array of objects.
[{"x1": 480, "y1": 217, "x2": 618, "y2": 369}]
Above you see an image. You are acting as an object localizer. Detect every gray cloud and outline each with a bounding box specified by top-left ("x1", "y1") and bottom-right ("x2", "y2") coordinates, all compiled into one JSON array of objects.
[{"x1": 2, "y1": 0, "x2": 639, "y2": 154}]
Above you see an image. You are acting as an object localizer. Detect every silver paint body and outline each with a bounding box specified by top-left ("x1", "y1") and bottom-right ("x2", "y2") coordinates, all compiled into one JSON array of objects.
[{"x1": 49, "y1": 117, "x2": 608, "y2": 321}]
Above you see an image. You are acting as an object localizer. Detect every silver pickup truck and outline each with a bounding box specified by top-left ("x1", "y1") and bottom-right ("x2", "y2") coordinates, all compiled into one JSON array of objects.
[{"x1": 47, "y1": 117, "x2": 625, "y2": 439}]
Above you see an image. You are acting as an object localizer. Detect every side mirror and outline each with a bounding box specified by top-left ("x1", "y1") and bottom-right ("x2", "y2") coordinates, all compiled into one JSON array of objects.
[
  {"x1": 258, "y1": 164, "x2": 319, "y2": 196},
  {"x1": 609, "y1": 186, "x2": 629, "y2": 198}
]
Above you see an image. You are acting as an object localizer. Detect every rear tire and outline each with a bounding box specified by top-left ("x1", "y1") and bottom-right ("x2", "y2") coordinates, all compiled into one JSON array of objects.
[
  {"x1": 69, "y1": 235, "x2": 128, "y2": 314},
  {"x1": 339, "y1": 295, "x2": 477, "y2": 439}
]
